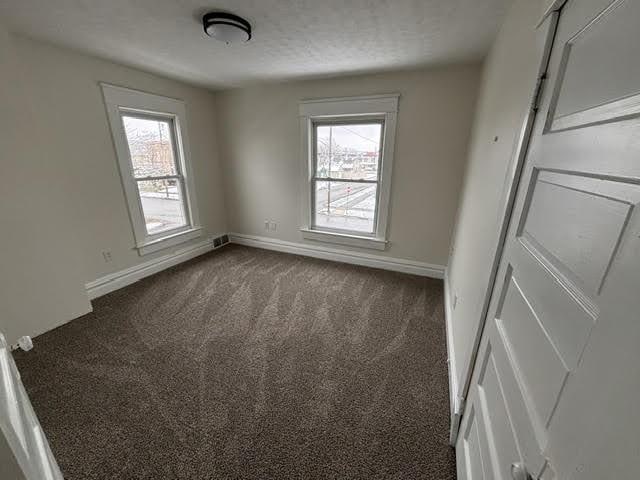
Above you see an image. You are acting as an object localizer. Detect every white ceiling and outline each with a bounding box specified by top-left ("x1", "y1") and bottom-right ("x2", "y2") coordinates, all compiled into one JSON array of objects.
[{"x1": 0, "y1": 0, "x2": 512, "y2": 90}]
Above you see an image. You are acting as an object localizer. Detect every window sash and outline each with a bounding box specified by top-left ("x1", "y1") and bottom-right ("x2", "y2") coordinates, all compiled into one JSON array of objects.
[
  {"x1": 134, "y1": 174, "x2": 182, "y2": 182},
  {"x1": 311, "y1": 177, "x2": 378, "y2": 184},
  {"x1": 310, "y1": 179, "x2": 380, "y2": 236},
  {"x1": 312, "y1": 119, "x2": 384, "y2": 180},
  {"x1": 121, "y1": 112, "x2": 192, "y2": 239},
  {"x1": 134, "y1": 176, "x2": 190, "y2": 238},
  {"x1": 121, "y1": 112, "x2": 182, "y2": 180},
  {"x1": 310, "y1": 119, "x2": 384, "y2": 236}
]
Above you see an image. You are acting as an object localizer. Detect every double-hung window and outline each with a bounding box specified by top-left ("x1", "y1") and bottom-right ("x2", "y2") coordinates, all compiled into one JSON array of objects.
[
  {"x1": 102, "y1": 84, "x2": 201, "y2": 255},
  {"x1": 300, "y1": 95, "x2": 399, "y2": 250}
]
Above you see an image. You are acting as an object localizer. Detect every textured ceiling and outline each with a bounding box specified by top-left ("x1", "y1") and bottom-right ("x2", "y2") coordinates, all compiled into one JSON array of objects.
[{"x1": 0, "y1": 0, "x2": 511, "y2": 89}]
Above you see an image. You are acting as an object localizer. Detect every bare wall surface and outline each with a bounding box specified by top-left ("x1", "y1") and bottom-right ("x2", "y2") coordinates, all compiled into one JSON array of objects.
[
  {"x1": 447, "y1": 0, "x2": 549, "y2": 399},
  {"x1": 216, "y1": 66, "x2": 481, "y2": 266},
  {"x1": 0, "y1": 28, "x2": 91, "y2": 345},
  {"x1": 0, "y1": 31, "x2": 228, "y2": 344},
  {"x1": 12, "y1": 35, "x2": 229, "y2": 280},
  {"x1": 0, "y1": 427, "x2": 26, "y2": 480}
]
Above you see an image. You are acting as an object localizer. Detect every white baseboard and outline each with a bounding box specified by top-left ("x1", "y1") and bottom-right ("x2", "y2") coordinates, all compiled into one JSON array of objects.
[
  {"x1": 444, "y1": 269, "x2": 462, "y2": 445},
  {"x1": 85, "y1": 232, "x2": 445, "y2": 300},
  {"x1": 85, "y1": 238, "x2": 217, "y2": 300},
  {"x1": 229, "y1": 233, "x2": 445, "y2": 279}
]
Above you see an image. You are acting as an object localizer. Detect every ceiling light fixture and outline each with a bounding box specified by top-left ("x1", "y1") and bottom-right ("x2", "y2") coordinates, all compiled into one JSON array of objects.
[{"x1": 202, "y1": 12, "x2": 252, "y2": 45}]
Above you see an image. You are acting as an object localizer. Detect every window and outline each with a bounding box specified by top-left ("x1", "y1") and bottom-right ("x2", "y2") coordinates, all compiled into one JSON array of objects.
[
  {"x1": 313, "y1": 121, "x2": 382, "y2": 234},
  {"x1": 122, "y1": 115, "x2": 188, "y2": 235},
  {"x1": 102, "y1": 84, "x2": 201, "y2": 255},
  {"x1": 299, "y1": 95, "x2": 399, "y2": 250}
]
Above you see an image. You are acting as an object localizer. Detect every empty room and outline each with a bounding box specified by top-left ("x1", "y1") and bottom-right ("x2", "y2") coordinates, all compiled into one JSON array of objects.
[{"x1": 1, "y1": 0, "x2": 639, "y2": 479}]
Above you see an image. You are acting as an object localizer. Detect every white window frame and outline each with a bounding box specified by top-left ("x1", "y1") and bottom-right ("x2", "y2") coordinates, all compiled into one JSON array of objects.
[
  {"x1": 299, "y1": 94, "x2": 399, "y2": 250},
  {"x1": 101, "y1": 84, "x2": 202, "y2": 255}
]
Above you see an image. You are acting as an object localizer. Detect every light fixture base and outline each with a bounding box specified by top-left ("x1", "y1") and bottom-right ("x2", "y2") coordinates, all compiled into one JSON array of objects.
[{"x1": 203, "y1": 12, "x2": 252, "y2": 45}]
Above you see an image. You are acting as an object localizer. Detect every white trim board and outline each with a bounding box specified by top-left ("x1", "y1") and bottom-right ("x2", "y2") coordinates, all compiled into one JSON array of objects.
[
  {"x1": 300, "y1": 228, "x2": 387, "y2": 250},
  {"x1": 444, "y1": 269, "x2": 462, "y2": 445},
  {"x1": 85, "y1": 237, "x2": 218, "y2": 300},
  {"x1": 100, "y1": 83, "x2": 202, "y2": 257},
  {"x1": 298, "y1": 94, "x2": 399, "y2": 249},
  {"x1": 229, "y1": 233, "x2": 445, "y2": 278},
  {"x1": 85, "y1": 232, "x2": 444, "y2": 301}
]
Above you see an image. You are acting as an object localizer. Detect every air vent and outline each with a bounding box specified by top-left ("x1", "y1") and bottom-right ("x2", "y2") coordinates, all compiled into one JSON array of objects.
[{"x1": 212, "y1": 235, "x2": 230, "y2": 249}]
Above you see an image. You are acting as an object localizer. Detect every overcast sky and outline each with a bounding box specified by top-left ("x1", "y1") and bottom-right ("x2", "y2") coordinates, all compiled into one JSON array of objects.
[{"x1": 317, "y1": 124, "x2": 381, "y2": 152}]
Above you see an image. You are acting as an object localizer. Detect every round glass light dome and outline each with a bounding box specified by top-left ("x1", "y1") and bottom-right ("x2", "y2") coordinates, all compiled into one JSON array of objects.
[{"x1": 203, "y1": 12, "x2": 252, "y2": 45}]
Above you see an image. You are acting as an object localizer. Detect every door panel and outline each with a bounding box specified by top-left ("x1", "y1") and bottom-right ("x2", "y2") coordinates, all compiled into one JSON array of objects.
[
  {"x1": 457, "y1": 1, "x2": 640, "y2": 478},
  {"x1": 477, "y1": 346, "x2": 520, "y2": 480},
  {"x1": 550, "y1": 0, "x2": 640, "y2": 129},
  {"x1": 481, "y1": 312, "x2": 545, "y2": 473},
  {"x1": 0, "y1": 333, "x2": 64, "y2": 480},
  {"x1": 496, "y1": 274, "x2": 568, "y2": 429},
  {"x1": 509, "y1": 239, "x2": 594, "y2": 371},
  {"x1": 519, "y1": 171, "x2": 635, "y2": 297},
  {"x1": 461, "y1": 407, "x2": 487, "y2": 480}
]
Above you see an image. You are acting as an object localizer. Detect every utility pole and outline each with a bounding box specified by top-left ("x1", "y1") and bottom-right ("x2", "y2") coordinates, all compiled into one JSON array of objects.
[{"x1": 327, "y1": 126, "x2": 332, "y2": 215}]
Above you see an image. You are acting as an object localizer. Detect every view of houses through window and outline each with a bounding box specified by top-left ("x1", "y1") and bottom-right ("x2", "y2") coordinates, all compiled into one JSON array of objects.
[
  {"x1": 122, "y1": 115, "x2": 188, "y2": 235},
  {"x1": 313, "y1": 121, "x2": 382, "y2": 234}
]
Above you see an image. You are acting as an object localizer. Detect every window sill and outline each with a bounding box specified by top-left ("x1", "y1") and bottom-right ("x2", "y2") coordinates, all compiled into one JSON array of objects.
[
  {"x1": 300, "y1": 228, "x2": 388, "y2": 251},
  {"x1": 136, "y1": 227, "x2": 203, "y2": 256}
]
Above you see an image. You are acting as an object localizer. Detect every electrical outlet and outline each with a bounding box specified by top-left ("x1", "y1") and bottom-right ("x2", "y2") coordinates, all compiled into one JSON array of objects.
[
  {"x1": 102, "y1": 250, "x2": 113, "y2": 263},
  {"x1": 264, "y1": 220, "x2": 270, "y2": 231},
  {"x1": 453, "y1": 294, "x2": 458, "y2": 310},
  {"x1": 269, "y1": 221, "x2": 277, "y2": 231}
]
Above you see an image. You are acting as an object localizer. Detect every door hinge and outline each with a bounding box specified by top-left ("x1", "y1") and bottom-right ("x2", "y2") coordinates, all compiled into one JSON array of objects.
[{"x1": 532, "y1": 74, "x2": 547, "y2": 111}]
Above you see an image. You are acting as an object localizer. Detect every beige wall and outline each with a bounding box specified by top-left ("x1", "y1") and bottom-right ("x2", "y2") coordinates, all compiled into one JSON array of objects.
[
  {"x1": 1, "y1": 31, "x2": 481, "y2": 346},
  {"x1": 216, "y1": 65, "x2": 481, "y2": 266},
  {"x1": 446, "y1": 0, "x2": 549, "y2": 399},
  {"x1": 0, "y1": 28, "x2": 91, "y2": 346},
  {"x1": 0, "y1": 31, "x2": 227, "y2": 344}
]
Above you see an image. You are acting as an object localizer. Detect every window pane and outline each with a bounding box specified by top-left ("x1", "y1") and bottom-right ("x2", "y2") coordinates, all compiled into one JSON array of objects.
[
  {"x1": 315, "y1": 123, "x2": 381, "y2": 180},
  {"x1": 137, "y1": 179, "x2": 187, "y2": 235},
  {"x1": 122, "y1": 115, "x2": 178, "y2": 178},
  {"x1": 314, "y1": 181, "x2": 376, "y2": 234}
]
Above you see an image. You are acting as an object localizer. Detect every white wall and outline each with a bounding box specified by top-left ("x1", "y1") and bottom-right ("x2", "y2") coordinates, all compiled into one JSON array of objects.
[
  {"x1": 0, "y1": 427, "x2": 26, "y2": 480},
  {"x1": 446, "y1": 0, "x2": 550, "y2": 404},
  {"x1": 216, "y1": 65, "x2": 481, "y2": 266},
  {"x1": 12, "y1": 35, "x2": 229, "y2": 280},
  {"x1": 0, "y1": 28, "x2": 91, "y2": 346},
  {"x1": 0, "y1": 31, "x2": 227, "y2": 344}
]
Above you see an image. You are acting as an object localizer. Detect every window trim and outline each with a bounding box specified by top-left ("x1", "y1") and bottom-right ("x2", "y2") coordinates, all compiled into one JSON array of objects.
[
  {"x1": 298, "y1": 94, "x2": 399, "y2": 250},
  {"x1": 101, "y1": 83, "x2": 201, "y2": 255}
]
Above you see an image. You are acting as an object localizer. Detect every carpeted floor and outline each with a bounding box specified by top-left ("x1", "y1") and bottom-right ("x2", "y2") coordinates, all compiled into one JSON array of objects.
[{"x1": 13, "y1": 245, "x2": 455, "y2": 479}]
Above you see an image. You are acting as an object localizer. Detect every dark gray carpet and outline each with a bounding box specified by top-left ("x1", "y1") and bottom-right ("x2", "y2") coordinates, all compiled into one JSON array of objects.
[{"x1": 13, "y1": 245, "x2": 455, "y2": 479}]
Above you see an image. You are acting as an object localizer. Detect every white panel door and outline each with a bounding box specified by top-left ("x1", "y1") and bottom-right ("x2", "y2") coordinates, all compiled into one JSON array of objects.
[
  {"x1": 0, "y1": 333, "x2": 63, "y2": 480},
  {"x1": 457, "y1": 1, "x2": 640, "y2": 479}
]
